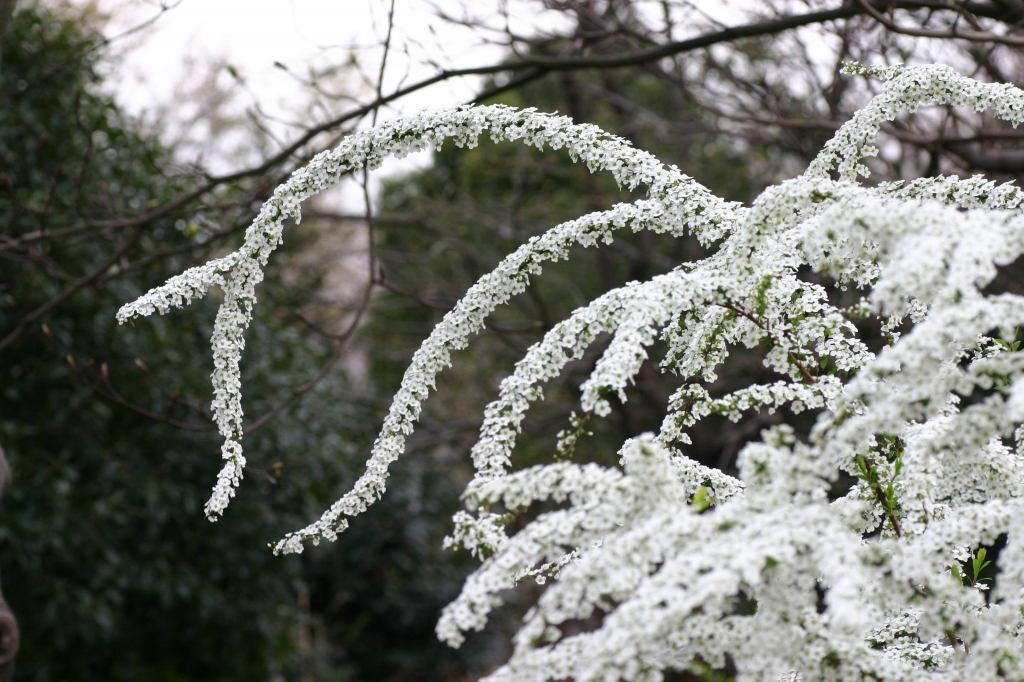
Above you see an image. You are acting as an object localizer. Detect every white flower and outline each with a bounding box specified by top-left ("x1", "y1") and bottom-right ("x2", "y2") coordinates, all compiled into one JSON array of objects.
[{"x1": 122, "y1": 64, "x2": 1024, "y2": 681}]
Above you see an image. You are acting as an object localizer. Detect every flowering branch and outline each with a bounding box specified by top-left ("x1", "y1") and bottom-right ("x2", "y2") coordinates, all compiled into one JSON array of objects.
[{"x1": 124, "y1": 63, "x2": 1024, "y2": 681}]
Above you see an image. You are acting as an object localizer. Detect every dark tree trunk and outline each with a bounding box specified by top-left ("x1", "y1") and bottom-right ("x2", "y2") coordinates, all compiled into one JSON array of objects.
[{"x1": 0, "y1": 445, "x2": 17, "y2": 682}]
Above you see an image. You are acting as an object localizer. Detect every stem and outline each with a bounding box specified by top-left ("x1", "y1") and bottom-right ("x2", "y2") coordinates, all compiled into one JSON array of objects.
[
  {"x1": 859, "y1": 455, "x2": 902, "y2": 537},
  {"x1": 714, "y1": 301, "x2": 817, "y2": 384}
]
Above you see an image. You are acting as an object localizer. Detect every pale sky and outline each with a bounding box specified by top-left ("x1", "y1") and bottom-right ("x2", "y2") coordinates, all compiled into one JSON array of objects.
[
  {"x1": 79, "y1": 0, "x2": 758, "y2": 202},
  {"x1": 90, "y1": 0, "x2": 754, "y2": 151},
  {"x1": 106, "y1": 1, "x2": 490, "y2": 113},
  {"x1": 86, "y1": 0, "x2": 561, "y2": 204},
  {"x1": 95, "y1": 0, "x2": 574, "y2": 133}
]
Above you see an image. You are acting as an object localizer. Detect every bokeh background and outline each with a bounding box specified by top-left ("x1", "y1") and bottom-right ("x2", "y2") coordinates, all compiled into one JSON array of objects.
[{"x1": 2, "y1": 1, "x2": 1024, "y2": 679}]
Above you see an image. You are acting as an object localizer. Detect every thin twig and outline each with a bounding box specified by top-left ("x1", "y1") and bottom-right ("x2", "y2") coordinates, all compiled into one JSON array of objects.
[
  {"x1": 858, "y1": 0, "x2": 1024, "y2": 46},
  {"x1": 242, "y1": 293, "x2": 371, "y2": 437},
  {"x1": 0, "y1": 226, "x2": 144, "y2": 352},
  {"x1": 0, "y1": 0, "x2": 185, "y2": 94},
  {"x1": 859, "y1": 455, "x2": 903, "y2": 538},
  {"x1": 42, "y1": 328, "x2": 216, "y2": 431},
  {"x1": 713, "y1": 301, "x2": 817, "y2": 384}
]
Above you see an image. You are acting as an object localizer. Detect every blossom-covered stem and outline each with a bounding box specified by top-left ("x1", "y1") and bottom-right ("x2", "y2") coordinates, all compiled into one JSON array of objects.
[
  {"x1": 712, "y1": 301, "x2": 818, "y2": 384},
  {"x1": 121, "y1": 62, "x2": 1024, "y2": 682},
  {"x1": 857, "y1": 454, "x2": 902, "y2": 538}
]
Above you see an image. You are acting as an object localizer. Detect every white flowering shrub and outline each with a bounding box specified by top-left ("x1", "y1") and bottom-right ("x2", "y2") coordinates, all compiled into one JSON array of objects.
[{"x1": 119, "y1": 63, "x2": 1024, "y2": 681}]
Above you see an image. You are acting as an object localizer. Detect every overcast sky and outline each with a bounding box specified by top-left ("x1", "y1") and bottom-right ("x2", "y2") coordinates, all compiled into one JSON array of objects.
[
  {"x1": 82, "y1": 0, "x2": 559, "y2": 203},
  {"x1": 69, "y1": 1, "x2": 455, "y2": 205},
  {"x1": 77, "y1": 0, "x2": 740, "y2": 203},
  {"x1": 100, "y1": 0, "x2": 537, "y2": 119}
]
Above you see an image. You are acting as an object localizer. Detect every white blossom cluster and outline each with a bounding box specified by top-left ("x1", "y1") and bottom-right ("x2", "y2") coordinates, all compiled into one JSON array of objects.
[
  {"x1": 118, "y1": 103, "x2": 739, "y2": 520},
  {"x1": 121, "y1": 63, "x2": 1024, "y2": 681}
]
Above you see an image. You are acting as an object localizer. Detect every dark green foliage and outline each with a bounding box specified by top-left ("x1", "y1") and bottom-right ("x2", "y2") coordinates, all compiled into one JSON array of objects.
[{"x1": 0, "y1": 5, "x2": 361, "y2": 680}]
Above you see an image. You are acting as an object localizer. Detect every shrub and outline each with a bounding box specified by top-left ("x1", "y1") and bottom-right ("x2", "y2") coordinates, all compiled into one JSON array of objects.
[{"x1": 121, "y1": 63, "x2": 1024, "y2": 681}]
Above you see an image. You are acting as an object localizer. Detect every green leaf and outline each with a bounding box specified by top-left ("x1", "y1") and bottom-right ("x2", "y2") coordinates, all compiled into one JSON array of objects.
[
  {"x1": 690, "y1": 487, "x2": 712, "y2": 513},
  {"x1": 951, "y1": 564, "x2": 964, "y2": 585}
]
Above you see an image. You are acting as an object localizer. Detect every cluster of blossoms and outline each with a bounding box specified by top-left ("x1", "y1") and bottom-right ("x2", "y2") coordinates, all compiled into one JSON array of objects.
[{"x1": 121, "y1": 63, "x2": 1024, "y2": 681}]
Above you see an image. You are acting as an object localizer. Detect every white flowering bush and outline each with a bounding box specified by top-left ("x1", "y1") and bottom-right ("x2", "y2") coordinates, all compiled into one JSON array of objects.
[{"x1": 119, "y1": 63, "x2": 1024, "y2": 681}]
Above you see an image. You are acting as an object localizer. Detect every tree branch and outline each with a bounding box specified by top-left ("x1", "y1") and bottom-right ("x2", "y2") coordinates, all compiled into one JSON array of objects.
[
  {"x1": 0, "y1": 226, "x2": 143, "y2": 352},
  {"x1": 858, "y1": 0, "x2": 1024, "y2": 46}
]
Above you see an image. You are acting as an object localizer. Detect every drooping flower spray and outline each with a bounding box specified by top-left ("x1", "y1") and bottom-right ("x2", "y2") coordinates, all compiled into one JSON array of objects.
[{"x1": 121, "y1": 64, "x2": 1024, "y2": 681}]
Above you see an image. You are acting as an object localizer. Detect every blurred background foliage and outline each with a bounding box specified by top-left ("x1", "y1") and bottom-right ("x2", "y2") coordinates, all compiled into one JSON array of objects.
[
  {"x1": 2, "y1": 0, "x2": 1023, "y2": 680},
  {"x1": 0, "y1": 4, "x2": 358, "y2": 680}
]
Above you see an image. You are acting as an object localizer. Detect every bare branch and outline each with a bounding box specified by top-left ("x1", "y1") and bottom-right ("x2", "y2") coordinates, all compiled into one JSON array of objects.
[
  {"x1": 0, "y1": 226, "x2": 144, "y2": 352},
  {"x1": 858, "y1": 0, "x2": 1024, "y2": 46}
]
